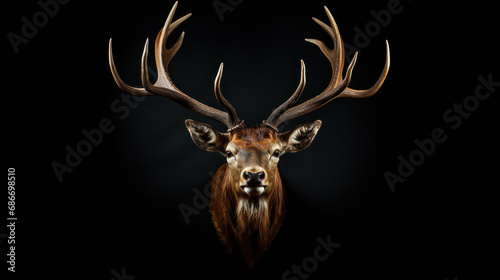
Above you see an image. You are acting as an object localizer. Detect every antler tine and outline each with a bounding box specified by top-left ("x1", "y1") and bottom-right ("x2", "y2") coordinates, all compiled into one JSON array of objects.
[
  {"x1": 109, "y1": 2, "x2": 241, "y2": 129},
  {"x1": 109, "y1": 39, "x2": 152, "y2": 96},
  {"x1": 264, "y1": 60, "x2": 306, "y2": 130},
  {"x1": 141, "y1": 39, "x2": 154, "y2": 91},
  {"x1": 310, "y1": 6, "x2": 344, "y2": 87},
  {"x1": 214, "y1": 63, "x2": 242, "y2": 131},
  {"x1": 265, "y1": 6, "x2": 390, "y2": 130},
  {"x1": 338, "y1": 40, "x2": 390, "y2": 98},
  {"x1": 154, "y1": 2, "x2": 191, "y2": 89}
]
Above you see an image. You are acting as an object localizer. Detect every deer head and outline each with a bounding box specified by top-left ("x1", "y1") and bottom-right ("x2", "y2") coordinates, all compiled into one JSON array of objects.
[{"x1": 109, "y1": 2, "x2": 390, "y2": 267}]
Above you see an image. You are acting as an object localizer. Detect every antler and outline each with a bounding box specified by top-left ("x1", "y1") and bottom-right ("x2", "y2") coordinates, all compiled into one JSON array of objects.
[
  {"x1": 109, "y1": 2, "x2": 243, "y2": 131},
  {"x1": 265, "y1": 6, "x2": 390, "y2": 131}
]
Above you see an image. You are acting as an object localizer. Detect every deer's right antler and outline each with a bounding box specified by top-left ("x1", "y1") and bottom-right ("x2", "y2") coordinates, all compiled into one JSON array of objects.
[{"x1": 109, "y1": 2, "x2": 243, "y2": 131}]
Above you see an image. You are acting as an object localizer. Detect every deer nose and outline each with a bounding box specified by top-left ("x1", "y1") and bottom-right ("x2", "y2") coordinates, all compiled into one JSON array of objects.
[{"x1": 243, "y1": 171, "x2": 265, "y2": 186}]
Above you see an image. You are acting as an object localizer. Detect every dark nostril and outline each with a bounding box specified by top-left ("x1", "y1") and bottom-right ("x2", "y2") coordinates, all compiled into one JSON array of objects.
[
  {"x1": 243, "y1": 172, "x2": 250, "y2": 180},
  {"x1": 257, "y1": 172, "x2": 265, "y2": 181}
]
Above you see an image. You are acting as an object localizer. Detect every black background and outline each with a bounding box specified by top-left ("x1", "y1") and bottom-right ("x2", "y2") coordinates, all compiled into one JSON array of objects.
[{"x1": 3, "y1": 0, "x2": 499, "y2": 279}]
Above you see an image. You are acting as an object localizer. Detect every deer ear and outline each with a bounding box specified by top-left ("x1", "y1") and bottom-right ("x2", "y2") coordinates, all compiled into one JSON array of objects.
[
  {"x1": 279, "y1": 120, "x2": 322, "y2": 153},
  {"x1": 185, "y1": 119, "x2": 228, "y2": 153}
]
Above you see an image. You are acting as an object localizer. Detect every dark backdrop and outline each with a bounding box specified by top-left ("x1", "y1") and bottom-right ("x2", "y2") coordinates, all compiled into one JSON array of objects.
[{"x1": 4, "y1": 0, "x2": 498, "y2": 279}]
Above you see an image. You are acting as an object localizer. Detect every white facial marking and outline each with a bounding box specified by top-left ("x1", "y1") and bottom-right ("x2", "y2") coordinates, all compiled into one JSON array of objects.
[{"x1": 243, "y1": 186, "x2": 265, "y2": 196}]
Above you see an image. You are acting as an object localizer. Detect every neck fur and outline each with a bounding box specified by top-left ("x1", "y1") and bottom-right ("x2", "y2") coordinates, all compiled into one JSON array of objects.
[{"x1": 210, "y1": 163, "x2": 285, "y2": 267}]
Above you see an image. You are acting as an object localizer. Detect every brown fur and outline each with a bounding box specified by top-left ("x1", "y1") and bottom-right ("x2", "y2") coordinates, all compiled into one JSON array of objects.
[{"x1": 209, "y1": 125, "x2": 286, "y2": 267}]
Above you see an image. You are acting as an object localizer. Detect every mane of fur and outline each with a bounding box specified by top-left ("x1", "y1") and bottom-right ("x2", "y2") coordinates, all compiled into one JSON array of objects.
[{"x1": 209, "y1": 163, "x2": 285, "y2": 267}]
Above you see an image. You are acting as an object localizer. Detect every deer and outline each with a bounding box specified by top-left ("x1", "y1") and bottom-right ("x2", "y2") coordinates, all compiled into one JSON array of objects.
[{"x1": 108, "y1": 2, "x2": 390, "y2": 267}]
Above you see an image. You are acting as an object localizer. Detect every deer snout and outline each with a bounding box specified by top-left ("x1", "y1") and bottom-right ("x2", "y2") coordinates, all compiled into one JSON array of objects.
[
  {"x1": 243, "y1": 170, "x2": 266, "y2": 186},
  {"x1": 241, "y1": 169, "x2": 267, "y2": 197}
]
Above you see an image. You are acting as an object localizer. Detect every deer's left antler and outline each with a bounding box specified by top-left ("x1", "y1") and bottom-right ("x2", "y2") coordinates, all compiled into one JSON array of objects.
[{"x1": 264, "y1": 6, "x2": 390, "y2": 131}]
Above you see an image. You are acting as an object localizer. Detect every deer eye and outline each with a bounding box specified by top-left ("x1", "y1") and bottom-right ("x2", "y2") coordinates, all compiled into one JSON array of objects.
[
  {"x1": 226, "y1": 151, "x2": 234, "y2": 158},
  {"x1": 272, "y1": 150, "x2": 280, "y2": 158}
]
